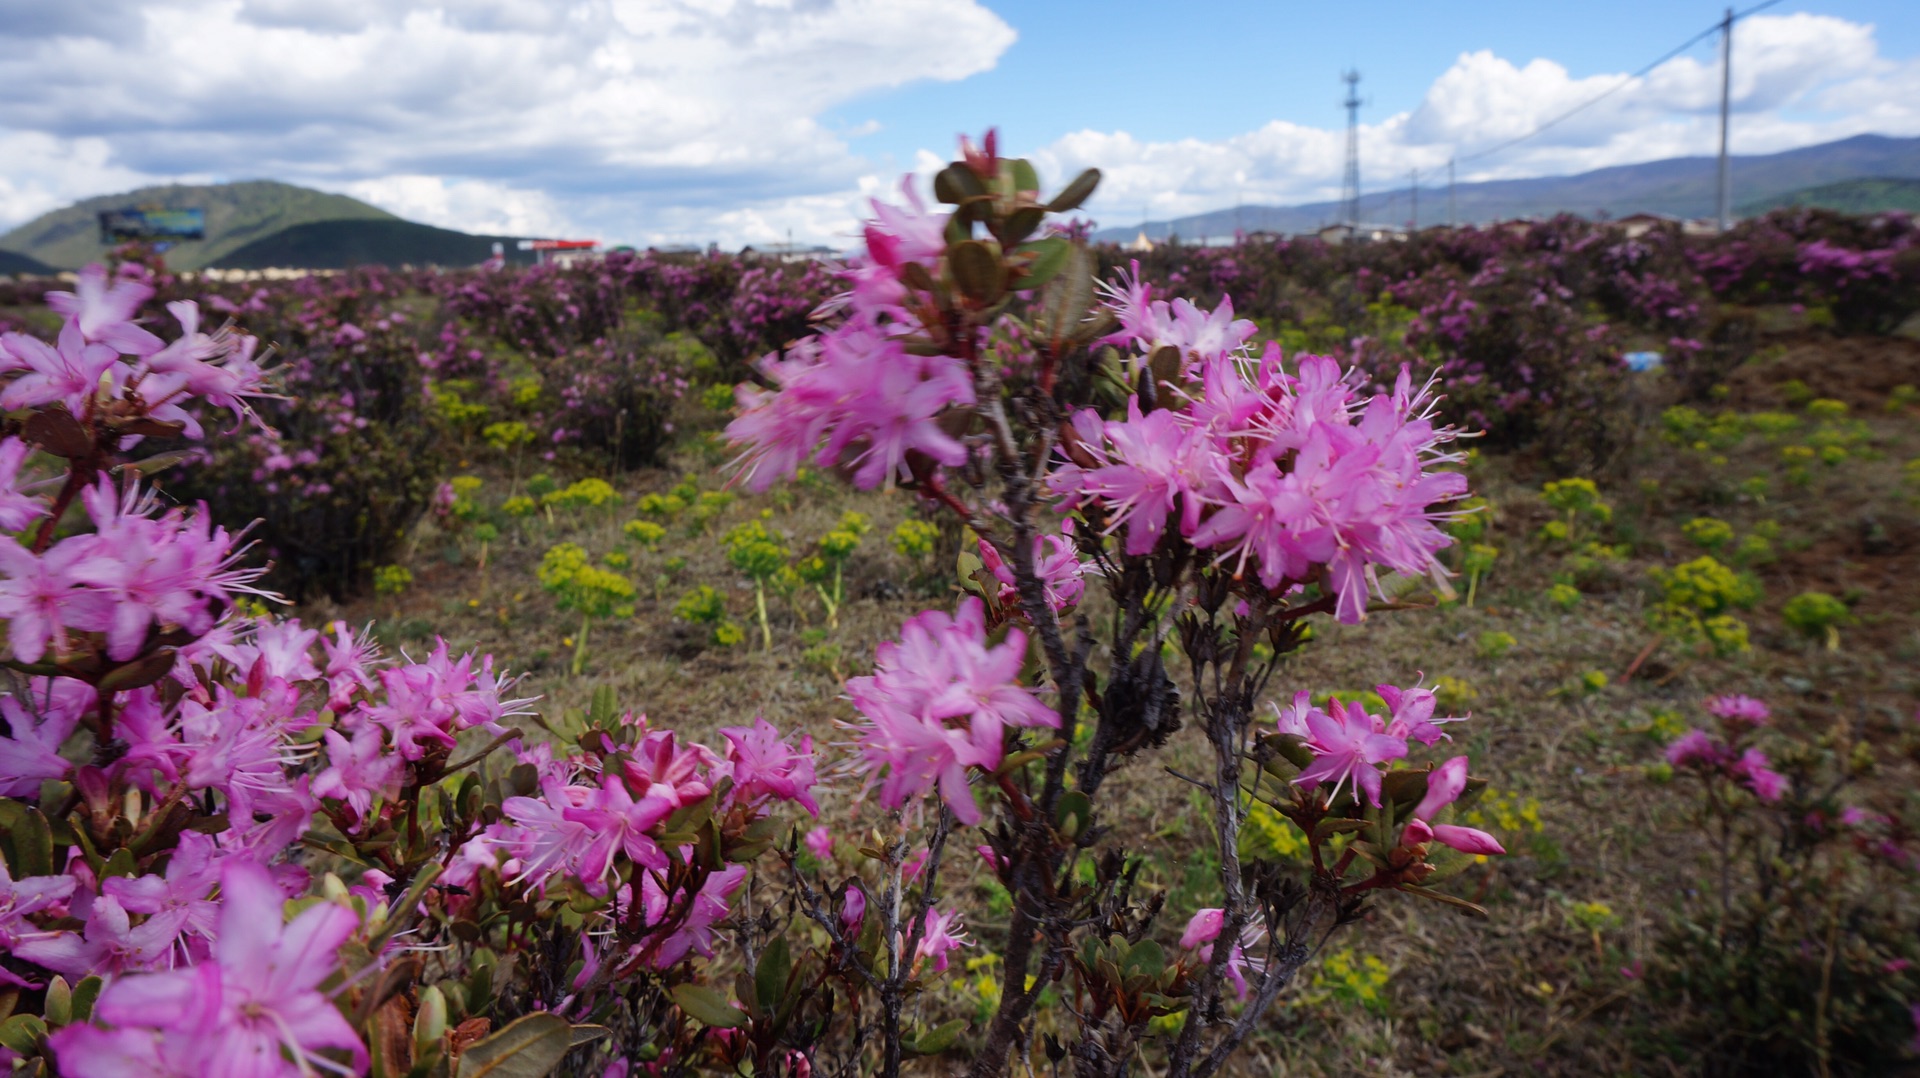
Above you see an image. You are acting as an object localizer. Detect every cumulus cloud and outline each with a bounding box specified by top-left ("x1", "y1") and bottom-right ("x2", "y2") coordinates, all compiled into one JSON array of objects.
[
  {"x1": 0, "y1": 0, "x2": 1015, "y2": 244},
  {"x1": 1028, "y1": 13, "x2": 1920, "y2": 225},
  {"x1": 0, "y1": 7, "x2": 1912, "y2": 247}
]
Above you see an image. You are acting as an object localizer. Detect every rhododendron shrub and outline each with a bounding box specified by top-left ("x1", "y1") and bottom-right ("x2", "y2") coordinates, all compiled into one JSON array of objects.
[
  {"x1": 0, "y1": 271, "x2": 827, "y2": 1077},
  {"x1": 1647, "y1": 694, "x2": 1919, "y2": 1074},
  {"x1": 726, "y1": 133, "x2": 1501, "y2": 1078}
]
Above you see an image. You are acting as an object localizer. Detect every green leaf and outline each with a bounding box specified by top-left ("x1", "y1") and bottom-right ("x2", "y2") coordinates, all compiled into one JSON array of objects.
[
  {"x1": 1055, "y1": 790, "x2": 1093, "y2": 840},
  {"x1": 1008, "y1": 159, "x2": 1041, "y2": 195},
  {"x1": 1313, "y1": 818, "x2": 1372, "y2": 840},
  {"x1": 670, "y1": 984, "x2": 748, "y2": 1029},
  {"x1": 1047, "y1": 168, "x2": 1101, "y2": 214},
  {"x1": 0, "y1": 1014, "x2": 46, "y2": 1055},
  {"x1": 43, "y1": 977, "x2": 71, "y2": 1027},
  {"x1": 0, "y1": 802, "x2": 53, "y2": 876},
  {"x1": 948, "y1": 240, "x2": 1004, "y2": 305},
  {"x1": 910, "y1": 1018, "x2": 969, "y2": 1055},
  {"x1": 1014, "y1": 236, "x2": 1071, "y2": 292},
  {"x1": 1003, "y1": 206, "x2": 1046, "y2": 246},
  {"x1": 755, "y1": 936, "x2": 792, "y2": 1012},
  {"x1": 1399, "y1": 885, "x2": 1490, "y2": 917},
  {"x1": 1123, "y1": 939, "x2": 1167, "y2": 979},
  {"x1": 455, "y1": 1012, "x2": 576, "y2": 1078},
  {"x1": 933, "y1": 164, "x2": 986, "y2": 205},
  {"x1": 100, "y1": 847, "x2": 139, "y2": 881},
  {"x1": 69, "y1": 975, "x2": 103, "y2": 1024}
]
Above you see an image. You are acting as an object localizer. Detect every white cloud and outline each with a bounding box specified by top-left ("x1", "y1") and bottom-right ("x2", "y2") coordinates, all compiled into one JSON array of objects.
[
  {"x1": 1027, "y1": 13, "x2": 1920, "y2": 226},
  {"x1": 0, "y1": 0, "x2": 1015, "y2": 246},
  {"x1": 0, "y1": 7, "x2": 1912, "y2": 248}
]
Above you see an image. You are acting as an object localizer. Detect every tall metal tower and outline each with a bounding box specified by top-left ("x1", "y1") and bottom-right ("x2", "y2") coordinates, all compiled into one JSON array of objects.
[{"x1": 1340, "y1": 70, "x2": 1363, "y2": 228}]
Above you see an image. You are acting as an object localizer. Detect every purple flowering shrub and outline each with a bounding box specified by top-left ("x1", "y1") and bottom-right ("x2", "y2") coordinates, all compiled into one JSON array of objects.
[{"x1": 1647, "y1": 694, "x2": 1919, "y2": 1073}]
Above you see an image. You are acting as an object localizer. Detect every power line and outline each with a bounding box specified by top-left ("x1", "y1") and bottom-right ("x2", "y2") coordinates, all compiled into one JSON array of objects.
[{"x1": 1457, "y1": 0, "x2": 1786, "y2": 166}]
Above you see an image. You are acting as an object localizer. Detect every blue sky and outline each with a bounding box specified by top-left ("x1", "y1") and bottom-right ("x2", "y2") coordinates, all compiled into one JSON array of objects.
[
  {"x1": 831, "y1": 0, "x2": 1920, "y2": 181},
  {"x1": 0, "y1": 0, "x2": 1915, "y2": 246}
]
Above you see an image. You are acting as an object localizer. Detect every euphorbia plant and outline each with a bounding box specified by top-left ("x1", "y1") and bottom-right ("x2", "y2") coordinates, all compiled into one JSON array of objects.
[{"x1": 725, "y1": 131, "x2": 1501, "y2": 1078}]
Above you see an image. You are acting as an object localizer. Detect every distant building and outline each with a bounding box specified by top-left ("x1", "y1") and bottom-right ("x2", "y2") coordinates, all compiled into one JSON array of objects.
[
  {"x1": 517, "y1": 239, "x2": 601, "y2": 268},
  {"x1": 1125, "y1": 230, "x2": 1156, "y2": 253},
  {"x1": 1313, "y1": 222, "x2": 1407, "y2": 244},
  {"x1": 744, "y1": 242, "x2": 839, "y2": 264},
  {"x1": 1611, "y1": 212, "x2": 1680, "y2": 239}
]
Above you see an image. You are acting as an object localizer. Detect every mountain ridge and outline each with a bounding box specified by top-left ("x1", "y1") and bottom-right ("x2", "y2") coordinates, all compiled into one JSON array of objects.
[
  {"x1": 0, "y1": 180, "x2": 399, "y2": 271},
  {"x1": 1092, "y1": 133, "x2": 1920, "y2": 243}
]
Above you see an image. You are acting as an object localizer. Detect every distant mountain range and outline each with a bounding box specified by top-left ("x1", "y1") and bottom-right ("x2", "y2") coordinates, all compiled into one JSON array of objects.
[
  {"x1": 1739, "y1": 176, "x2": 1920, "y2": 216},
  {"x1": 1091, "y1": 133, "x2": 1920, "y2": 243},
  {"x1": 0, "y1": 180, "x2": 399, "y2": 271}
]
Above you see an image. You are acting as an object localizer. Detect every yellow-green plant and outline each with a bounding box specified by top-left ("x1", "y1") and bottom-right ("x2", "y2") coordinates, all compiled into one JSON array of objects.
[
  {"x1": 1460, "y1": 543, "x2": 1497, "y2": 607},
  {"x1": 538, "y1": 543, "x2": 637, "y2": 675},
  {"x1": 1540, "y1": 478, "x2": 1611, "y2": 543},
  {"x1": 1681, "y1": 516, "x2": 1734, "y2": 553},
  {"x1": 1477, "y1": 629, "x2": 1517, "y2": 660},
  {"x1": 503, "y1": 495, "x2": 537, "y2": 518},
  {"x1": 1648, "y1": 555, "x2": 1761, "y2": 656},
  {"x1": 1548, "y1": 582, "x2": 1581, "y2": 610},
  {"x1": 623, "y1": 519, "x2": 667, "y2": 549},
  {"x1": 636, "y1": 492, "x2": 687, "y2": 518},
  {"x1": 1782, "y1": 591, "x2": 1850, "y2": 650},
  {"x1": 674, "y1": 584, "x2": 738, "y2": 646},
  {"x1": 724, "y1": 520, "x2": 792, "y2": 651},
  {"x1": 543, "y1": 478, "x2": 620, "y2": 512},
  {"x1": 891, "y1": 518, "x2": 939, "y2": 559},
  {"x1": 373, "y1": 564, "x2": 412, "y2": 618},
  {"x1": 797, "y1": 512, "x2": 867, "y2": 628}
]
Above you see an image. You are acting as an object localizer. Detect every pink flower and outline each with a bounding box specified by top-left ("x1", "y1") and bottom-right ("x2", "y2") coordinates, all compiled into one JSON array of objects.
[
  {"x1": 976, "y1": 530, "x2": 1088, "y2": 615},
  {"x1": 1412, "y1": 756, "x2": 1470, "y2": 822},
  {"x1": 1664, "y1": 729, "x2": 1724, "y2": 768},
  {"x1": 848, "y1": 597, "x2": 1057, "y2": 825},
  {"x1": 1176, "y1": 908, "x2": 1264, "y2": 999},
  {"x1": 914, "y1": 907, "x2": 973, "y2": 972},
  {"x1": 721, "y1": 716, "x2": 819, "y2": 815},
  {"x1": 0, "y1": 677, "x2": 91, "y2": 795},
  {"x1": 1294, "y1": 697, "x2": 1408, "y2": 807},
  {"x1": 804, "y1": 827, "x2": 834, "y2": 861},
  {"x1": 1731, "y1": 748, "x2": 1787, "y2": 803},
  {"x1": 43, "y1": 264, "x2": 163, "y2": 357},
  {"x1": 1428, "y1": 823, "x2": 1505, "y2": 856},
  {"x1": 1705, "y1": 694, "x2": 1769, "y2": 731},
  {"x1": 638, "y1": 864, "x2": 746, "y2": 969},
  {"x1": 48, "y1": 859, "x2": 365, "y2": 1078},
  {"x1": 0, "y1": 438, "x2": 47, "y2": 532},
  {"x1": 0, "y1": 323, "x2": 128, "y2": 413},
  {"x1": 311, "y1": 725, "x2": 403, "y2": 824},
  {"x1": 840, "y1": 885, "x2": 867, "y2": 930}
]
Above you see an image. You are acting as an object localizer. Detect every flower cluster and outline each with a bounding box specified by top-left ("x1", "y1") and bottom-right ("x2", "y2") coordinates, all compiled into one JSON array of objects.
[
  {"x1": 847, "y1": 596, "x2": 1056, "y2": 824},
  {"x1": 1050, "y1": 313, "x2": 1466, "y2": 623},
  {"x1": 1664, "y1": 694, "x2": 1787, "y2": 802}
]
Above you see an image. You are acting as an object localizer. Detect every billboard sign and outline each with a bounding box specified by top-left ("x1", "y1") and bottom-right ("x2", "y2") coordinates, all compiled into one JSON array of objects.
[{"x1": 98, "y1": 208, "x2": 207, "y2": 244}]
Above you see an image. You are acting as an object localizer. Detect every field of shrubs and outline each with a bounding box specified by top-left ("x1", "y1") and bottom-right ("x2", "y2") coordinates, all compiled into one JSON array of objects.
[{"x1": 1, "y1": 144, "x2": 1917, "y2": 1078}]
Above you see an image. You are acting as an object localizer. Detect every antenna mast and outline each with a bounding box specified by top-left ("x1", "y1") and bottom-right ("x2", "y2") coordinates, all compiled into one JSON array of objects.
[{"x1": 1341, "y1": 70, "x2": 1363, "y2": 228}]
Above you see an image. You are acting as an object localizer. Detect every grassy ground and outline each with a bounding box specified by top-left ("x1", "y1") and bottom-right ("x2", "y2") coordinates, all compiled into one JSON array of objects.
[{"x1": 299, "y1": 345, "x2": 1920, "y2": 1076}]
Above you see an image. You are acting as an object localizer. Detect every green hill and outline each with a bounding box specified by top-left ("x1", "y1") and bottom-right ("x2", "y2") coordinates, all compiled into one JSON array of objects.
[
  {"x1": 214, "y1": 218, "x2": 534, "y2": 270},
  {"x1": 0, "y1": 180, "x2": 398, "y2": 271},
  {"x1": 1737, "y1": 177, "x2": 1920, "y2": 217},
  {"x1": 0, "y1": 249, "x2": 54, "y2": 277}
]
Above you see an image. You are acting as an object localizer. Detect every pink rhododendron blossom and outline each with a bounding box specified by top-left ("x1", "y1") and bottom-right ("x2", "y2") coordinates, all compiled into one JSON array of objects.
[
  {"x1": 1177, "y1": 907, "x2": 1264, "y2": 999},
  {"x1": 1294, "y1": 697, "x2": 1410, "y2": 807},
  {"x1": 1730, "y1": 748, "x2": 1787, "y2": 803},
  {"x1": 637, "y1": 864, "x2": 746, "y2": 969},
  {"x1": 311, "y1": 725, "x2": 404, "y2": 823},
  {"x1": 915, "y1": 907, "x2": 973, "y2": 972},
  {"x1": 48, "y1": 859, "x2": 365, "y2": 1078},
  {"x1": 848, "y1": 597, "x2": 1057, "y2": 824},
  {"x1": 804, "y1": 826, "x2": 834, "y2": 861},
  {"x1": 43, "y1": 264, "x2": 164, "y2": 357},
  {"x1": 1705, "y1": 694, "x2": 1770, "y2": 730},
  {"x1": 976, "y1": 529, "x2": 1088, "y2": 615},
  {"x1": 840, "y1": 885, "x2": 867, "y2": 929},
  {"x1": 721, "y1": 716, "x2": 820, "y2": 815},
  {"x1": 0, "y1": 438, "x2": 47, "y2": 533}
]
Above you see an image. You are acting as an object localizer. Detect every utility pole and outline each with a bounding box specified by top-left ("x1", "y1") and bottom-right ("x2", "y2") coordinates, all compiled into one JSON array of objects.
[
  {"x1": 1448, "y1": 157, "x2": 1457, "y2": 228},
  {"x1": 1341, "y1": 70, "x2": 1363, "y2": 229},
  {"x1": 1717, "y1": 6, "x2": 1734, "y2": 231},
  {"x1": 1410, "y1": 168, "x2": 1419, "y2": 231}
]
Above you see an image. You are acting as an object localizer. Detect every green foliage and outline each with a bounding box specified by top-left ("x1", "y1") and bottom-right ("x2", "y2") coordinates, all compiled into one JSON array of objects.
[
  {"x1": 636, "y1": 492, "x2": 687, "y2": 518},
  {"x1": 700, "y1": 383, "x2": 736, "y2": 411},
  {"x1": 1547, "y1": 582, "x2": 1581, "y2": 610},
  {"x1": 1649, "y1": 555, "x2": 1760, "y2": 655},
  {"x1": 1541, "y1": 477, "x2": 1611, "y2": 522},
  {"x1": 503, "y1": 495, "x2": 537, "y2": 518},
  {"x1": 723, "y1": 521, "x2": 790, "y2": 580},
  {"x1": 526, "y1": 473, "x2": 558, "y2": 499}
]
